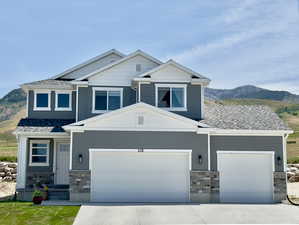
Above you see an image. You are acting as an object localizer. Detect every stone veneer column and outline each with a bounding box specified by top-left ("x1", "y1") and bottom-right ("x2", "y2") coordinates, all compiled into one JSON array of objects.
[
  {"x1": 69, "y1": 170, "x2": 91, "y2": 202},
  {"x1": 190, "y1": 171, "x2": 219, "y2": 203},
  {"x1": 273, "y1": 172, "x2": 287, "y2": 202}
]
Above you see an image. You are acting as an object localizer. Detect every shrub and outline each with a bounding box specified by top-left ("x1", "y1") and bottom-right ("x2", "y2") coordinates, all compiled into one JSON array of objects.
[{"x1": 0, "y1": 156, "x2": 17, "y2": 162}]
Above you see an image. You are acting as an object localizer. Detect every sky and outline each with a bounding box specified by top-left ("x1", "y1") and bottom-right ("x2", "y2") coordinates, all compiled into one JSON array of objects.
[{"x1": 0, "y1": 0, "x2": 299, "y2": 97}]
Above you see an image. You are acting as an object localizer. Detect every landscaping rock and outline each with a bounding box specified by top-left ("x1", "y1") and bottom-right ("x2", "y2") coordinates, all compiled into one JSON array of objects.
[
  {"x1": 287, "y1": 172, "x2": 296, "y2": 179},
  {"x1": 0, "y1": 172, "x2": 5, "y2": 177},
  {"x1": 3, "y1": 177, "x2": 12, "y2": 182},
  {"x1": 289, "y1": 176, "x2": 299, "y2": 183},
  {"x1": 7, "y1": 163, "x2": 17, "y2": 168},
  {"x1": 11, "y1": 174, "x2": 17, "y2": 179}
]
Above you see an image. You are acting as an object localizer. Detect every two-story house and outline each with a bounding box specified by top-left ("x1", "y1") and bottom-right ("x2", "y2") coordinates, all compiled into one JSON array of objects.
[{"x1": 15, "y1": 49, "x2": 292, "y2": 203}]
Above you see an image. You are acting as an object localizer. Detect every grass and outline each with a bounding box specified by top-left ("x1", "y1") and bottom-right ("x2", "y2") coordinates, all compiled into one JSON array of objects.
[{"x1": 0, "y1": 202, "x2": 80, "y2": 225}]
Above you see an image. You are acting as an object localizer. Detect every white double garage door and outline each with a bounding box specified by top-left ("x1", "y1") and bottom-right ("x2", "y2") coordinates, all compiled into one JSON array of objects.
[{"x1": 89, "y1": 149, "x2": 275, "y2": 203}]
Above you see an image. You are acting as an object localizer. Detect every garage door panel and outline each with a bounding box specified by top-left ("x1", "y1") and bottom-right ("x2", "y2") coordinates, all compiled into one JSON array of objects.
[
  {"x1": 218, "y1": 152, "x2": 274, "y2": 203},
  {"x1": 90, "y1": 151, "x2": 189, "y2": 202}
]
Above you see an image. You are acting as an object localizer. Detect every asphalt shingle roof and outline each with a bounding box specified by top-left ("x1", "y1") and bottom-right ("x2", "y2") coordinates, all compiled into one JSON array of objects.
[
  {"x1": 16, "y1": 118, "x2": 75, "y2": 133},
  {"x1": 203, "y1": 104, "x2": 290, "y2": 130},
  {"x1": 21, "y1": 79, "x2": 74, "y2": 89}
]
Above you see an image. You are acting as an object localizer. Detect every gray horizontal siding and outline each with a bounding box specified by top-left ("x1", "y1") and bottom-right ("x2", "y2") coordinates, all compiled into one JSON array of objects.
[
  {"x1": 77, "y1": 86, "x2": 136, "y2": 121},
  {"x1": 210, "y1": 136, "x2": 284, "y2": 172},
  {"x1": 72, "y1": 131, "x2": 209, "y2": 171},
  {"x1": 28, "y1": 90, "x2": 76, "y2": 119},
  {"x1": 140, "y1": 83, "x2": 202, "y2": 120}
]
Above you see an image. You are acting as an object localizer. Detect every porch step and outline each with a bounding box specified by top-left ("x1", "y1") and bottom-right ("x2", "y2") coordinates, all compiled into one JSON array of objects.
[{"x1": 48, "y1": 191, "x2": 69, "y2": 200}]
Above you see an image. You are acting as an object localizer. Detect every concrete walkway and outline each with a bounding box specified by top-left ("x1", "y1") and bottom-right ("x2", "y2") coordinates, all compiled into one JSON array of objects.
[{"x1": 73, "y1": 203, "x2": 299, "y2": 225}]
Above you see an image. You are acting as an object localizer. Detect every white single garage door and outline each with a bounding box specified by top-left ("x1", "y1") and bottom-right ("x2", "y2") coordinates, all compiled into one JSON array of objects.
[
  {"x1": 90, "y1": 149, "x2": 190, "y2": 202},
  {"x1": 217, "y1": 151, "x2": 274, "y2": 203}
]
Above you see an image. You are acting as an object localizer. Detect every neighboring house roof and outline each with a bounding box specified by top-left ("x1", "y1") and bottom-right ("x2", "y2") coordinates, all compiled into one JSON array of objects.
[
  {"x1": 203, "y1": 104, "x2": 290, "y2": 130},
  {"x1": 76, "y1": 50, "x2": 163, "y2": 81},
  {"x1": 20, "y1": 79, "x2": 74, "y2": 90},
  {"x1": 51, "y1": 49, "x2": 125, "y2": 80},
  {"x1": 135, "y1": 59, "x2": 211, "y2": 83},
  {"x1": 16, "y1": 118, "x2": 75, "y2": 133}
]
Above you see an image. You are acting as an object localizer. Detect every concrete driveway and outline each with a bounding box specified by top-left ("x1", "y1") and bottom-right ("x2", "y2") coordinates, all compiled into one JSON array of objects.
[{"x1": 73, "y1": 203, "x2": 299, "y2": 225}]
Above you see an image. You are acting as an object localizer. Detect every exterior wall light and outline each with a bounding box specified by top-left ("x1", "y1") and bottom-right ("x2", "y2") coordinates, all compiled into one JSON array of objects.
[
  {"x1": 198, "y1": 155, "x2": 202, "y2": 164},
  {"x1": 277, "y1": 156, "x2": 282, "y2": 165},
  {"x1": 79, "y1": 154, "x2": 83, "y2": 163}
]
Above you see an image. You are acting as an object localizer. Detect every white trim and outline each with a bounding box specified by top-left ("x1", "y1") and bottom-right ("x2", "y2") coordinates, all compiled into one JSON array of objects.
[
  {"x1": 55, "y1": 90, "x2": 72, "y2": 111},
  {"x1": 76, "y1": 127, "x2": 196, "y2": 132},
  {"x1": 208, "y1": 133, "x2": 211, "y2": 171},
  {"x1": 29, "y1": 140, "x2": 50, "y2": 167},
  {"x1": 208, "y1": 129, "x2": 293, "y2": 136},
  {"x1": 77, "y1": 50, "x2": 163, "y2": 81},
  {"x1": 33, "y1": 90, "x2": 51, "y2": 111},
  {"x1": 201, "y1": 86, "x2": 204, "y2": 119},
  {"x1": 283, "y1": 134, "x2": 288, "y2": 172},
  {"x1": 26, "y1": 90, "x2": 29, "y2": 117},
  {"x1": 13, "y1": 132, "x2": 69, "y2": 138},
  {"x1": 155, "y1": 83, "x2": 187, "y2": 111},
  {"x1": 76, "y1": 85, "x2": 79, "y2": 121},
  {"x1": 53, "y1": 139, "x2": 57, "y2": 174},
  {"x1": 137, "y1": 59, "x2": 210, "y2": 82},
  {"x1": 92, "y1": 87, "x2": 123, "y2": 114},
  {"x1": 69, "y1": 131, "x2": 73, "y2": 170},
  {"x1": 16, "y1": 136, "x2": 27, "y2": 189},
  {"x1": 51, "y1": 49, "x2": 126, "y2": 80}
]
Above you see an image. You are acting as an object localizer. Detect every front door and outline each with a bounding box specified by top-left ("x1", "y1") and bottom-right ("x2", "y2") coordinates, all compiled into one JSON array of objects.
[{"x1": 56, "y1": 143, "x2": 70, "y2": 184}]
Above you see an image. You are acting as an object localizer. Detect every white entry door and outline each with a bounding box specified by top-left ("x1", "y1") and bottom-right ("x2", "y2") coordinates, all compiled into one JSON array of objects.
[
  {"x1": 56, "y1": 143, "x2": 70, "y2": 184},
  {"x1": 217, "y1": 151, "x2": 274, "y2": 203},
  {"x1": 90, "y1": 149, "x2": 190, "y2": 202}
]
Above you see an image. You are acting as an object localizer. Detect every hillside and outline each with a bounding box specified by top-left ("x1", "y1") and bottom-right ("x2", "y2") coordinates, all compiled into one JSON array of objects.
[
  {"x1": 0, "y1": 88, "x2": 26, "y2": 122},
  {"x1": 206, "y1": 85, "x2": 299, "y2": 103}
]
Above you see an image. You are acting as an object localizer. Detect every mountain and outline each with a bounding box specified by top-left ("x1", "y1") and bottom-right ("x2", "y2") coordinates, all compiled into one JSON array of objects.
[
  {"x1": 0, "y1": 88, "x2": 26, "y2": 122},
  {"x1": 205, "y1": 85, "x2": 299, "y2": 103}
]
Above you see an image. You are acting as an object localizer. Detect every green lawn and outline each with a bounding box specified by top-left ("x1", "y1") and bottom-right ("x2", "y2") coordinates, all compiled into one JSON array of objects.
[{"x1": 0, "y1": 202, "x2": 80, "y2": 225}]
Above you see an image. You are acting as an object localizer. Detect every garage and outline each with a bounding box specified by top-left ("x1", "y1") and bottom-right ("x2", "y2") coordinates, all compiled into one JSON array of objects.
[
  {"x1": 217, "y1": 151, "x2": 274, "y2": 203},
  {"x1": 89, "y1": 149, "x2": 191, "y2": 202}
]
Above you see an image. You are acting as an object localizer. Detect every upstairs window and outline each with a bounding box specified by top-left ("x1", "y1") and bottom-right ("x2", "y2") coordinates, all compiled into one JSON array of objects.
[
  {"x1": 155, "y1": 84, "x2": 187, "y2": 111},
  {"x1": 136, "y1": 64, "x2": 142, "y2": 72},
  {"x1": 92, "y1": 87, "x2": 123, "y2": 113},
  {"x1": 29, "y1": 140, "x2": 50, "y2": 166},
  {"x1": 34, "y1": 90, "x2": 51, "y2": 111},
  {"x1": 55, "y1": 91, "x2": 72, "y2": 111}
]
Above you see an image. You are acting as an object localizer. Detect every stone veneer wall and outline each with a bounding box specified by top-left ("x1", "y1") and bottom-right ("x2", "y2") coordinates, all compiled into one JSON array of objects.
[
  {"x1": 190, "y1": 171, "x2": 219, "y2": 203},
  {"x1": 26, "y1": 171, "x2": 54, "y2": 189},
  {"x1": 273, "y1": 172, "x2": 287, "y2": 202},
  {"x1": 69, "y1": 170, "x2": 91, "y2": 202}
]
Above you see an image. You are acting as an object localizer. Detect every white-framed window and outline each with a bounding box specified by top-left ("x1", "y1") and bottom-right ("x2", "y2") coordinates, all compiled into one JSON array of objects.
[
  {"x1": 29, "y1": 140, "x2": 50, "y2": 166},
  {"x1": 92, "y1": 87, "x2": 123, "y2": 113},
  {"x1": 155, "y1": 84, "x2": 187, "y2": 111},
  {"x1": 55, "y1": 90, "x2": 72, "y2": 111},
  {"x1": 34, "y1": 90, "x2": 51, "y2": 111}
]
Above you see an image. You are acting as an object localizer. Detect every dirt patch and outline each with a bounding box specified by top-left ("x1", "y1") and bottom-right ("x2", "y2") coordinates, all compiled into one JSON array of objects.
[{"x1": 0, "y1": 182, "x2": 16, "y2": 198}]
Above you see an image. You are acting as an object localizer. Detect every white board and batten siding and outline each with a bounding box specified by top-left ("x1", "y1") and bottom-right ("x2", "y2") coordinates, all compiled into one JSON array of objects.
[
  {"x1": 88, "y1": 55, "x2": 160, "y2": 86},
  {"x1": 217, "y1": 151, "x2": 275, "y2": 203},
  {"x1": 150, "y1": 64, "x2": 192, "y2": 82},
  {"x1": 89, "y1": 149, "x2": 191, "y2": 202},
  {"x1": 62, "y1": 53, "x2": 123, "y2": 80}
]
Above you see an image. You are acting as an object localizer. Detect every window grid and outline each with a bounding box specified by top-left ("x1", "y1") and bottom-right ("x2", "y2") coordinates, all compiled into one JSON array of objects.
[{"x1": 29, "y1": 141, "x2": 50, "y2": 166}]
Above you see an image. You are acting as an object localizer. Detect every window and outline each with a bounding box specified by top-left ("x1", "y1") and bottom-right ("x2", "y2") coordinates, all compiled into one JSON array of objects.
[
  {"x1": 34, "y1": 90, "x2": 51, "y2": 111},
  {"x1": 55, "y1": 91, "x2": 72, "y2": 111},
  {"x1": 155, "y1": 84, "x2": 187, "y2": 111},
  {"x1": 29, "y1": 140, "x2": 50, "y2": 166},
  {"x1": 92, "y1": 87, "x2": 123, "y2": 113}
]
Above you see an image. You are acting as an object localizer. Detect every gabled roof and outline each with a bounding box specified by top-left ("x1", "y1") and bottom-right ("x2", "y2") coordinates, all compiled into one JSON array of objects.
[
  {"x1": 51, "y1": 49, "x2": 125, "y2": 80},
  {"x1": 64, "y1": 102, "x2": 209, "y2": 132},
  {"x1": 203, "y1": 104, "x2": 291, "y2": 130},
  {"x1": 76, "y1": 50, "x2": 163, "y2": 81},
  {"x1": 138, "y1": 59, "x2": 210, "y2": 80}
]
